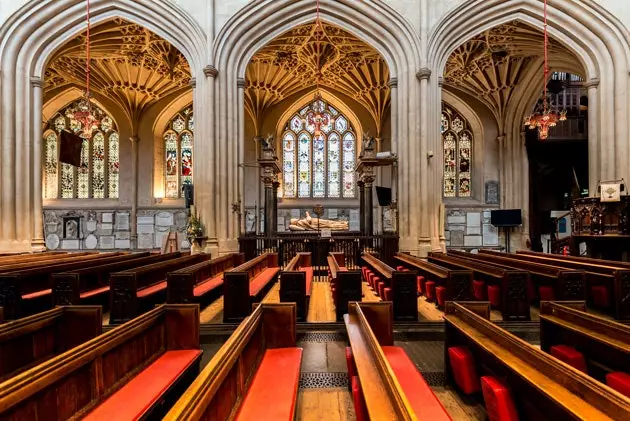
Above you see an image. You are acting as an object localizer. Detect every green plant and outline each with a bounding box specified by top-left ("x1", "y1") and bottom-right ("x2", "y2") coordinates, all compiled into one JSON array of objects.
[{"x1": 186, "y1": 210, "x2": 204, "y2": 241}]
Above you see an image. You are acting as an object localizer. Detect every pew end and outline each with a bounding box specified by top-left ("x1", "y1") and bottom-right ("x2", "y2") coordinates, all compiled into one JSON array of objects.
[
  {"x1": 164, "y1": 304, "x2": 201, "y2": 349},
  {"x1": 540, "y1": 300, "x2": 587, "y2": 313},
  {"x1": 350, "y1": 301, "x2": 394, "y2": 346},
  {"x1": 445, "y1": 301, "x2": 491, "y2": 320},
  {"x1": 57, "y1": 305, "x2": 103, "y2": 350}
]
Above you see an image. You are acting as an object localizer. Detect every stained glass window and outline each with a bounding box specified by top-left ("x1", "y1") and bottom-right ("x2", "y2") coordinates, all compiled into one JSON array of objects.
[
  {"x1": 163, "y1": 105, "x2": 194, "y2": 198},
  {"x1": 43, "y1": 99, "x2": 119, "y2": 199},
  {"x1": 442, "y1": 104, "x2": 473, "y2": 198},
  {"x1": 281, "y1": 99, "x2": 357, "y2": 199}
]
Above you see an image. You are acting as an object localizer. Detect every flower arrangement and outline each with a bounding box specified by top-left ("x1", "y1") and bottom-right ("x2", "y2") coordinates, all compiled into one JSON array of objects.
[{"x1": 186, "y1": 208, "x2": 204, "y2": 242}]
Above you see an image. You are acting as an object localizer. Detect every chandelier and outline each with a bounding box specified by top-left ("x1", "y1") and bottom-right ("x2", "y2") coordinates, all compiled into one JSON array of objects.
[
  {"x1": 523, "y1": 0, "x2": 566, "y2": 140},
  {"x1": 73, "y1": 0, "x2": 100, "y2": 138},
  {"x1": 305, "y1": 0, "x2": 334, "y2": 137}
]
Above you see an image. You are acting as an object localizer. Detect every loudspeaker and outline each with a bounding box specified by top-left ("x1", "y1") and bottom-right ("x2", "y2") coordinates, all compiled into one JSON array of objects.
[
  {"x1": 59, "y1": 130, "x2": 83, "y2": 167},
  {"x1": 375, "y1": 186, "x2": 392, "y2": 206},
  {"x1": 490, "y1": 209, "x2": 522, "y2": 227},
  {"x1": 183, "y1": 184, "x2": 194, "y2": 208}
]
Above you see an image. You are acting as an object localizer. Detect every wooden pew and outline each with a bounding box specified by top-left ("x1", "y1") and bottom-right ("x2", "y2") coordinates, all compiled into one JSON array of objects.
[
  {"x1": 0, "y1": 252, "x2": 96, "y2": 274},
  {"x1": 396, "y1": 253, "x2": 473, "y2": 308},
  {"x1": 0, "y1": 252, "x2": 68, "y2": 267},
  {"x1": 223, "y1": 253, "x2": 280, "y2": 322},
  {"x1": 363, "y1": 253, "x2": 417, "y2": 321},
  {"x1": 345, "y1": 302, "x2": 451, "y2": 420},
  {"x1": 428, "y1": 252, "x2": 530, "y2": 321},
  {"x1": 448, "y1": 250, "x2": 587, "y2": 303},
  {"x1": 109, "y1": 254, "x2": 211, "y2": 324},
  {"x1": 0, "y1": 306, "x2": 101, "y2": 382},
  {"x1": 487, "y1": 249, "x2": 630, "y2": 320},
  {"x1": 166, "y1": 303, "x2": 302, "y2": 420},
  {"x1": 53, "y1": 252, "x2": 182, "y2": 307},
  {"x1": 540, "y1": 301, "x2": 630, "y2": 383},
  {"x1": 0, "y1": 304, "x2": 202, "y2": 420},
  {"x1": 444, "y1": 301, "x2": 630, "y2": 420},
  {"x1": 518, "y1": 249, "x2": 630, "y2": 269},
  {"x1": 167, "y1": 253, "x2": 244, "y2": 304},
  {"x1": 280, "y1": 252, "x2": 314, "y2": 321},
  {"x1": 0, "y1": 252, "x2": 130, "y2": 320},
  {"x1": 328, "y1": 252, "x2": 362, "y2": 321}
]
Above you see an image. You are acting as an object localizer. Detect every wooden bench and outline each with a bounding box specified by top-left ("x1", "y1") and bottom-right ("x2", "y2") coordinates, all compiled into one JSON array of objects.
[
  {"x1": 109, "y1": 254, "x2": 212, "y2": 324},
  {"x1": 0, "y1": 251, "x2": 68, "y2": 267},
  {"x1": 396, "y1": 253, "x2": 473, "y2": 308},
  {"x1": 0, "y1": 304, "x2": 202, "y2": 420},
  {"x1": 0, "y1": 306, "x2": 101, "y2": 383},
  {"x1": 540, "y1": 301, "x2": 630, "y2": 383},
  {"x1": 345, "y1": 302, "x2": 451, "y2": 420},
  {"x1": 0, "y1": 252, "x2": 96, "y2": 273},
  {"x1": 280, "y1": 252, "x2": 314, "y2": 321},
  {"x1": 0, "y1": 252, "x2": 130, "y2": 319},
  {"x1": 166, "y1": 303, "x2": 302, "y2": 420},
  {"x1": 223, "y1": 253, "x2": 280, "y2": 322},
  {"x1": 328, "y1": 252, "x2": 362, "y2": 321},
  {"x1": 428, "y1": 252, "x2": 530, "y2": 320},
  {"x1": 52, "y1": 252, "x2": 181, "y2": 307},
  {"x1": 167, "y1": 253, "x2": 244, "y2": 304},
  {"x1": 363, "y1": 253, "x2": 418, "y2": 321},
  {"x1": 444, "y1": 301, "x2": 630, "y2": 420},
  {"x1": 489, "y1": 249, "x2": 630, "y2": 320},
  {"x1": 448, "y1": 250, "x2": 587, "y2": 304}
]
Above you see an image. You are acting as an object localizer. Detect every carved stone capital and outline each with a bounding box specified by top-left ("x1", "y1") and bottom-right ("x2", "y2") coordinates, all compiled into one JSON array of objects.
[
  {"x1": 583, "y1": 78, "x2": 600, "y2": 89},
  {"x1": 388, "y1": 78, "x2": 398, "y2": 88},
  {"x1": 438, "y1": 77, "x2": 444, "y2": 88},
  {"x1": 261, "y1": 166, "x2": 278, "y2": 187},
  {"x1": 189, "y1": 77, "x2": 197, "y2": 88},
  {"x1": 416, "y1": 68, "x2": 432, "y2": 81},
  {"x1": 359, "y1": 166, "x2": 376, "y2": 185},
  {"x1": 129, "y1": 135, "x2": 140, "y2": 143},
  {"x1": 496, "y1": 135, "x2": 506, "y2": 145},
  {"x1": 203, "y1": 65, "x2": 218, "y2": 78},
  {"x1": 237, "y1": 78, "x2": 245, "y2": 89},
  {"x1": 30, "y1": 76, "x2": 44, "y2": 88}
]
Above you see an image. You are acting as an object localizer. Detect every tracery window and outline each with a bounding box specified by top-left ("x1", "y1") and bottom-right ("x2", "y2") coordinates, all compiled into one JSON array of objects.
[
  {"x1": 163, "y1": 106, "x2": 194, "y2": 198},
  {"x1": 441, "y1": 104, "x2": 472, "y2": 198},
  {"x1": 43, "y1": 99, "x2": 119, "y2": 199},
  {"x1": 282, "y1": 99, "x2": 356, "y2": 199}
]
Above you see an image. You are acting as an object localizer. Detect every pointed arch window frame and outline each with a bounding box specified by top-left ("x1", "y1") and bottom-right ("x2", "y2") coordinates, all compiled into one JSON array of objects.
[
  {"x1": 441, "y1": 104, "x2": 473, "y2": 198},
  {"x1": 163, "y1": 105, "x2": 194, "y2": 199}
]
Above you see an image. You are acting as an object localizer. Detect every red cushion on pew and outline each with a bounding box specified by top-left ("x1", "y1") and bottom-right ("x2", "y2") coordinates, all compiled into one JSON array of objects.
[
  {"x1": 346, "y1": 346, "x2": 357, "y2": 380},
  {"x1": 373, "y1": 276, "x2": 381, "y2": 293},
  {"x1": 396, "y1": 266, "x2": 405, "y2": 271},
  {"x1": 539, "y1": 286, "x2": 555, "y2": 301},
  {"x1": 351, "y1": 376, "x2": 369, "y2": 421},
  {"x1": 193, "y1": 274, "x2": 224, "y2": 297},
  {"x1": 84, "y1": 349, "x2": 202, "y2": 421},
  {"x1": 80, "y1": 285, "x2": 110, "y2": 299},
  {"x1": 606, "y1": 372, "x2": 630, "y2": 398},
  {"x1": 137, "y1": 281, "x2": 167, "y2": 298},
  {"x1": 417, "y1": 276, "x2": 425, "y2": 295},
  {"x1": 488, "y1": 285, "x2": 501, "y2": 308},
  {"x1": 382, "y1": 346, "x2": 452, "y2": 420},
  {"x1": 480, "y1": 376, "x2": 519, "y2": 421},
  {"x1": 436, "y1": 286, "x2": 446, "y2": 306},
  {"x1": 591, "y1": 285, "x2": 610, "y2": 308},
  {"x1": 22, "y1": 289, "x2": 52, "y2": 300},
  {"x1": 378, "y1": 281, "x2": 386, "y2": 298},
  {"x1": 300, "y1": 267, "x2": 313, "y2": 296},
  {"x1": 249, "y1": 267, "x2": 280, "y2": 296},
  {"x1": 473, "y1": 280, "x2": 486, "y2": 300},
  {"x1": 550, "y1": 345, "x2": 587, "y2": 372},
  {"x1": 425, "y1": 281, "x2": 436, "y2": 302},
  {"x1": 384, "y1": 287, "x2": 392, "y2": 301},
  {"x1": 368, "y1": 273, "x2": 375, "y2": 288},
  {"x1": 236, "y1": 348, "x2": 303, "y2": 421},
  {"x1": 447, "y1": 346, "x2": 480, "y2": 394}
]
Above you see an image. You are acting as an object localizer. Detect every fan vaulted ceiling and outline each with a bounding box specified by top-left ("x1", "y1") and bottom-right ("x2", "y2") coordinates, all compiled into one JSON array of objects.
[
  {"x1": 45, "y1": 18, "x2": 191, "y2": 127},
  {"x1": 246, "y1": 22, "x2": 390, "y2": 133},
  {"x1": 443, "y1": 22, "x2": 579, "y2": 125}
]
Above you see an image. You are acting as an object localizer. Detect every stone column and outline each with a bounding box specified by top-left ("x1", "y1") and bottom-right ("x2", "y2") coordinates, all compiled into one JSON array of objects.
[
  {"x1": 388, "y1": 78, "x2": 399, "y2": 238},
  {"x1": 272, "y1": 181, "x2": 280, "y2": 234},
  {"x1": 30, "y1": 76, "x2": 45, "y2": 250},
  {"x1": 130, "y1": 135, "x2": 139, "y2": 249},
  {"x1": 417, "y1": 68, "x2": 432, "y2": 255},
  {"x1": 497, "y1": 135, "x2": 506, "y2": 206},
  {"x1": 585, "y1": 78, "x2": 600, "y2": 195},
  {"x1": 259, "y1": 146, "x2": 281, "y2": 237},
  {"x1": 358, "y1": 180, "x2": 365, "y2": 235},
  {"x1": 363, "y1": 170, "x2": 376, "y2": 237},
  {"x1": 202, "y1": 65, "x2": 219, "y2": 255}
]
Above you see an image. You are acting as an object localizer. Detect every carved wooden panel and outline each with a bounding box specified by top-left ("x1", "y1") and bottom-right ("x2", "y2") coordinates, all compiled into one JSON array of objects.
[{"x1": 391, "y1": 272, "x2": 418, "y2": 321}]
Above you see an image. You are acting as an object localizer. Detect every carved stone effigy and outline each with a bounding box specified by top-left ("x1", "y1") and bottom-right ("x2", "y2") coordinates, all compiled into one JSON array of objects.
[{"x1": 288, "y1": 211, "x2": 349, "y2": 231}]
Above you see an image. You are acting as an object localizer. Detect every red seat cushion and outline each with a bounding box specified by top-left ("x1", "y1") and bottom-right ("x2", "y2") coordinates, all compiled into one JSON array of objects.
[
  {"x1": 448, "y1": 346, "x2": 480, "y2": 394},
  {"x1": 550, "y1": 345, "x2": 587, "y2": 372},
  {"x1": 236, "y1": 348, "x2": 302, "y2": 421},
  {"x1": 606, "y1": 372, "x2": 630, "y2": 398},
  {"x1": 473, "y1": 280, "x2": 486, "y2": 300},
  {"x1": 384, "y1": 287, "x2": 392, "y2": 301},
  {"x1": 480, "y1": 376, "x2": 519, "y2": 421},
  {"x1": 137, "y1": 281, "x2": 166, "y2": 298},
  {"x1": 487, "y1": 285, "x2": 501, "y2": 308},
  {"x1": 346, "y1": 347, "x2": 357, "y2": 380},
  {"x1": 80, "y1": 285, "x2": 110, "y2": 299},
  {"x1": 84, "y1": 349, "x2": 202, "y2": 420},
  {"x1": 368, "y1": 273, "x2": 376, "y2": 288},
  {"x1": 249, "y1": 267, "x2": 279, "y2": 296},
  {"x1": 436, "y1": 286, "x2": 447, "y2": 306},
  {"x1": 193, "y1": 274, "x2": 223, "y2": 297},
  {"x1": 351, "y1": 376, "x2": 369, "y2": 421},
  {"x1": 300, "y1": 267, "x2": 313, "y2": 296},
  {"x1": 539, "y1": 286, "x2": 555, "y2": 301},
  {"x1": 425, "y1": 281, "x2": 436, "y2": 302},
  {"x1": 377, "y1": 281, "x2": 386, "y2": 298},
  {"x1": 417, "y1": 276, "x2": 425, "y2": 295},
  {"x1": 396, "y1": 266, "x2": 405, "y2": 271},
  {"x1": 591, "y1": 285, "x2": 610, "y2": 308},
  {"x1": 383, "y1": 346, "x2": 451, "y2": 420},
  {"x1": 22, "y1": 289, "x2": 52, "y2": 300}
]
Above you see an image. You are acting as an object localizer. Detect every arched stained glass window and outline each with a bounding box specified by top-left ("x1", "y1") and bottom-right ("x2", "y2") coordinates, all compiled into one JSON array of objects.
[
  {"x1": 282, "y1": 99, "x2": 356, "y2": 198},
  {"x1": 43, "y1": 99, "x2": 119, "y2": 199},
  {"x1": 441, "y1": 104, "x2": 472, "y2": 198},
  {"x1": 163, "y1": 106, "x2": 194, "y2": 198}
]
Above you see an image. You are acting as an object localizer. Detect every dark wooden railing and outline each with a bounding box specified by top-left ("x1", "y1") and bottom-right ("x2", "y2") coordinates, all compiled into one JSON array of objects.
[{"x1": 239, "y1": 233, "x2": 399, "y2": 268}]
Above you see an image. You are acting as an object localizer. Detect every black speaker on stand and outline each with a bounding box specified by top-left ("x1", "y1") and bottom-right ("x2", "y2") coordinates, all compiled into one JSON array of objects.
[
  {"x1": 376, "y1": 187, "x2": 392, "y2": 233},
  {"x1": 490, "y1": 209, "x2": 522, "y2": 253},
  {"x1": 183, "y1": 184, "x2": 194, "y2": 209}
]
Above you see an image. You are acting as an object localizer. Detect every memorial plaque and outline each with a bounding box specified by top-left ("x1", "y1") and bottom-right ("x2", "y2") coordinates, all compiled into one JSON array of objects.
[
  {"x1": 156, "y1": 211, "x2": 174, "y2": 227},
  {"x1": 115, "y1": 212, "x2": 130, "y2": 230},
  {"x1": 46, "y1": 234, "x2": 60, "y2": 250},
  {"x1": 102, "y1": 213, "x2": 113, "y2": 223},
  {"x1": 138, "y1": 224, "x2": 155, "y2": 234},
  {"x1": 447, "y1": 215, "x2": 466, "y2": 225},
  {"x1": 84, "y1": 234, "x2": 98, "y2": 250},
  {"x1": 138, "y1": 234, "x2": 154, "y2": 249},
  {"x1": 485, "y1": 181, "x2": 499, "y2": 204},
  {"x1": 450, "y1": 230, "x2": 464, "y2": 246},
  {"x1": 100, "y1": 236, "x2": 115, "y2": 249},
  {"x1": 466, "y1": 212, "x2": 481, "y2": 227},
  {"x1": 61, "y1": 239, "x2": 80, "y2": 250},
  {"x1": 467, "y1": 226, "x2": 481, "y2": 235},
  {"x1": 137, "y1": 216, "x2": 154, "y2": 225},
  {"x1": 464, "y1": 235, "x2": 483, "y2": 247},
  {"x1": 115, "y1": 239, "x2": 130, "y2": 249},
  {"x1": 115, "y1": 231, "x2": 130, "y2": 240},
  {"x1": 86, "y1": 220, "x2": 97, "y2": 232},
  {"x1": 483, "y1": 224, "x2": 499, "y2": 246}
]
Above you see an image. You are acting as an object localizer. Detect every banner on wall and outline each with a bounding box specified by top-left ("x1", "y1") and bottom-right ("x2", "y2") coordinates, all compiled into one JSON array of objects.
[{"x1": 600, "y1": 183, "x2": 621, "y2": 202}]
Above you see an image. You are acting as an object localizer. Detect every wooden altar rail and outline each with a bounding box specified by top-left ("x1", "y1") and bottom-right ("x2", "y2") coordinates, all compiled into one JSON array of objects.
[{"x1": 238, "y1": 234, "x2": 398, "y2": 268}]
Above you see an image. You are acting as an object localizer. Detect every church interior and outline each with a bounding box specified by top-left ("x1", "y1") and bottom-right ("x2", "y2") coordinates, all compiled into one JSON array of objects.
[{"x1": 0, "y1": 0, "x2": 629, "y2": 419}]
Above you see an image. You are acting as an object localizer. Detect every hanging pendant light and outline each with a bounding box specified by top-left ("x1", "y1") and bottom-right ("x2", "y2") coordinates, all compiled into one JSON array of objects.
[
  {"x1": 523, "y1": 0, "x2": 566, "y2": 140},
  {"x1": 72, "y1": 0, "x2": 100, "y2": 138}
]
